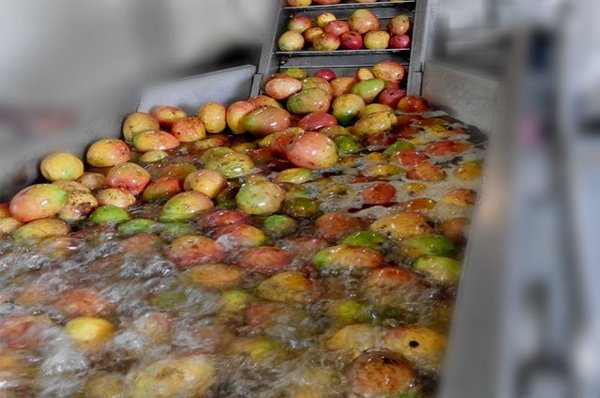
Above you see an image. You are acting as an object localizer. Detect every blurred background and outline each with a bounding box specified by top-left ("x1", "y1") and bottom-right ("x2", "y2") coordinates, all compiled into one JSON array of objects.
[{"x1": 0, "y1": 1, "x2": 599, "y2": 397}]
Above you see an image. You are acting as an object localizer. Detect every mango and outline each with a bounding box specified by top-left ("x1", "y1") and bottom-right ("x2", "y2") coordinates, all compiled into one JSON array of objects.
[
  {"x1": 332, "y1": 93, "x2": 366, "y2": 124},
  {"x1": 221, "y1": 289, "x2": 254, "y2": 313},
  {"x1": 13, "y1": 218, "x2": 70, "y2": 243},
  {"x1": 326, "y1": 324, "x2": 379, "y2": 358},
  {"x1": 142, "y1": 177, "x2": 182, "y2": 202},
  {"x1": 351, "y1": 79, "x2": 385, "y2": 103},
  {"x1": 159, "y1": 192, "x2": 214, "y2": 222},
  {"x1": 181, "y1": 264, "x2": 244, "y2": 290},
  {"x1": 77, "y1": 172, "x2": 108, "y2": 191},
  {"x1": 257, "y1": 271, "x2": 313, "y2": 303},
  {"x1": 171, "y1": 117, "x2": 206, "y2": 142},
  {"x1": 198, "y1": 102, "x2": 227, "y2": 134},
  {"x1": 0, "y1": 217, "x2": 23, "y2": 236},
  {"x1": 87, "y1": 139, "x2": 131, "y2": 167},
  {"x1": 347, "y1": 351, "x2": 416, "y2": 397},
  {"x1": 166, "y1": 235, "x2": 225, "y2": 269},
  {"x1": 131, "y1": 356, "x2": 216, "y2": 398},
  {"x1": 213, "y1": 223, "x2": 267, "y2": 247},
  {"x1": 335, "y1": 134, "x2": 364, "y2": 155},
  {"x1": 204, "y1": 151, "x2": 255, "y2": 179},
  {"x1": 226, "y1": 101, "x2": 257, "y2": 134},
  {"x1": 263, "y1": 214, "x2": 298, "y2": 238},
  {"x1": 229, "y1": 337, "x2": 285, "y2": 361},
  {"x1": 369, "y1": 212, "x2": 433, "y2": 241},
  {"x1": 248, "y1": 95, "x2": 284, "y2": 109},
  {"x1": 65, "y1": 316, "x2": 115, "y2": 347},
  {"x1": 151, "y1": 105, "x2": 186, "y2": 129},
  {"x1": 372, "y1": 61, "x2": 406, "y2": 84},
  {"x1": 132, "y1": 130, "x2": 180, "y2": 152},
  {"x1": 400, "y1": 235, "x2": 456, "y2": 258},
  {"x1": 243, "y1": 106, "x2": 292, "y2": 137},
  {"x1": 284, "y1": 197, "x2": 320, "y2": 218},
  {"x1": 352, "y1": 111, "x2": 397, "y2": 137},
  {"x1": 9, "y1": 184, "x2": 68, "y2": 222},
  {"x1": 454, "y1": 160, "x2": 483, "y2": 181},
  {"x1": 57, "y1": 190, "x2": 98, "y2": 221},
  {"x1": 117, "y1": 218, "x2": 157, "y2": 236},
  {"x1": 287, "y1": 88, "x2": 332, "y2": 115},
  {"x1": 331, "y1": 76, "x2": 358, "y2": 97},
  {"x1": 302, "y1": 77, "x2": 333, "y2": 96},
  {"x1": 358, "y1": 103, "x2": 394, "y2": 118},
  {"x1": 90, "y1": 205, "x2": 131, "y2": 224},
  {"x1": 40, "y1": 152, "x2": 84, "y2": 181},
  {"x1": 312, "y1": 245, "x2": 384, "y2": 272},
  {"x1": 275, "y1": 168, "x2": 313, "y2": 184},
  {"x1": 107, "y1": 162, "x2": 151, "y2": 196},
  {"x1": 287, "y1": 131, "x2": 339, "y2": 169},
  {"x1": 285, "y1": 68, "x2": 308, "y2": 79},
  {"x1": 341, "y1": 231, "x2": 386, "y2": 249},
  {"x1": 183, "y1": 169, "x2": 227, "y2": 198},
  {"x1": 381, "y1": 327, "x2": 447, "y2": 373},
  {"x1": 122, "y1": 112, "x2": 160, "y2": 142},
  {"x1": 297, "y1": 111, "x2": 338, "y2": 131},
  {"x1": 97, "y1": 188, "x2": 136, "y2": 208},
  {"x1": 236, "y1": 181, "x2": 285, "y2": 215},
  {"x1": 413, "y1": 256, "x2": 462, "y2": 285},
  {"x1": 384, "y1": 140, "x2": 416, "y2": 156},
  {"x1": 265, "y1": 77, "x2": 303, "y2": 100}
]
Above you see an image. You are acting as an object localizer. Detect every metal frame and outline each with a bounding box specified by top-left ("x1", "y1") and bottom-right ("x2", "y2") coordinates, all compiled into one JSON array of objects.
[{"x1": 254, "y1": 0, "x2": 430, "y2": 96}]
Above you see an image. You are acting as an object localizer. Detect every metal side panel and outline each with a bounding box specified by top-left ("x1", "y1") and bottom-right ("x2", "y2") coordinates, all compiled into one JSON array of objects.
[
  {"x1": 138, "y1": 65, "x2": 256, "y2": 113},
  {"x1": 422, "y1": 61, "x2": 501, "y2": 134}
]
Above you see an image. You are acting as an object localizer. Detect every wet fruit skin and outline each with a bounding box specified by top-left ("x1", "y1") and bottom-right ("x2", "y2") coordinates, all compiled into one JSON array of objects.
[
  {"x1": 166, "y1": 235, "x2": 225, "y2": 269},
  {"x1": 41, "y1": 152, "x2": 85, "y2": 181},
  {"x1": 86, "y1": 139, "x2": 131, "y2": 167},
  {"x1": 370, "y1": 212, "x2": 433, "y2": 241},
  {"x1": 65, "y1": 316, "x2": 115, "y2": 346},
  {"x1": 362, "y1": 182, "x2": 397, "y2": 205},
  {"x1": 315, "y1": 212, "x2": 364, "y2": 242},
  {"x1": 236, "y1": 181, "x2": 286, "y2": 215},
  {"x1": 238, "y1": 246, "x2": 293, "y2": 275},
  {"x1": 312, "y1": 245, "x2": 385, "y2": 272},
  {"x1": 13, "y1": 218, "x2": 70, "y2": 243},
  {"x1": 106, "y1": 162, "x2": 152, "y2": 196},
  {"x1": 286, "y1": 131, "x2": 339, "y2": 169},
  {"x1": 198, "y1": 102, "x2": 227, "y2": 134},
  {"x1": 181, "y1": 264, "x2": 244, "y2": 290},
  {"x1": 131, "y1": 356, "x2": 216, "y2": 398},
  {"x1": 122, "y1": 112, "x2": 160, "y2": 142},
  {"x1": 347, "y1": 351, "x2": 416, "y2": 397},
  {"x1": 243, "y1": 106, "x2": 292, "y2": 137},
  {"x1": 160, "y1": 191, "x2": 214, "y2": 222},
  {"x1": 257, "y1": 271, "x2": 313, "y2": 303},
  {"x1": 9, "y1": 184, "x2": 68, "y2": 223}
]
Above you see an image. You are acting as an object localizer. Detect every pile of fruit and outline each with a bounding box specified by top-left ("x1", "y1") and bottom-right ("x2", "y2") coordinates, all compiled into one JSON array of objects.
[
  {"x1": 0, "y1": 62, "x2": 484, "y2": 397},
  {"x1": 279, "y1": 9, "x2": 411, "y2": 51}
]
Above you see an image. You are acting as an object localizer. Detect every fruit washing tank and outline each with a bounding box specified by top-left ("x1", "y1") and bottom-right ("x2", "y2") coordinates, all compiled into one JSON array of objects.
[{"x1": 0, "y1": 12, "x2": 569, "y2": 397}]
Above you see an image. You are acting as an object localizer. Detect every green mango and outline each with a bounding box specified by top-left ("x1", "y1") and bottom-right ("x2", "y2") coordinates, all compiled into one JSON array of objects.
[
  {"x1": 335, "y1": 134, "x2": 364, "y2": 155},
  {"x1": 287, "y1": 88, "x2": 332, "y2": 115},
  {"x1": 351, "y1": 79, "x2": 385, "y2": 103},
  {"x1": 117, "y1": 219, "x2": 157, "y2": 236},
  {"x1": 332, "y1": 94, "x2": 365, "y2": 125},
  {"x1": 204, "y1": 152, "x2": 255, "y2": 179},
  {"x1": 384, "y1": 140, "x2": 416, "y2": 156},
  {"x1": 400, "y1": 235, "x2": 456, "y2": 258},
  {"x1": 341, "y1": 231, "x2": 386, "y2": 249},
  {"x1": 413, "y1": 256, "x2": 462, "y2": 285},
  {"x1": 90, "y1": 205, "x2": 131, "y2": 224},
  {"x1": 263, "y1": 215, "x2": 298, "y2": 238},
  {"x1": 283, "y1": 197, "x2": 320, "y2": 218}
]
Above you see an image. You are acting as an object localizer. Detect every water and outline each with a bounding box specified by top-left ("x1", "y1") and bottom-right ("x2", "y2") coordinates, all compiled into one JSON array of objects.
[{"x1": 0, "y1": 114, "x2": 485, "y2": 397}]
